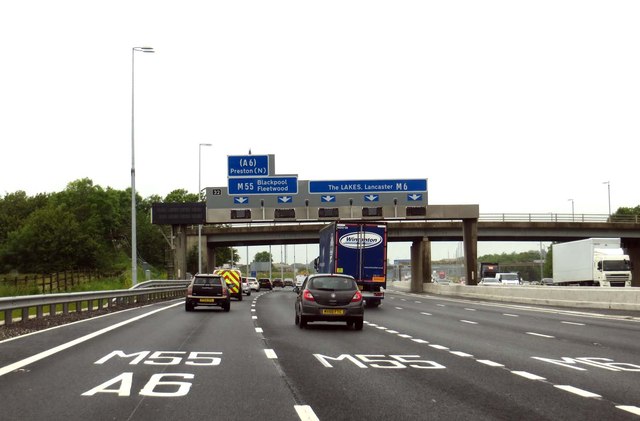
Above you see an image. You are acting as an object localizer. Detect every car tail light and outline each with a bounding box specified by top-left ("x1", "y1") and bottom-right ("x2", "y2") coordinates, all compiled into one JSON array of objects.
[
  {"x1": 187, "y1": 285, "x2": 193, "y2": 295},
  {"x1": 303, "y1": 290, "x2": 315, "y2": 301},
  {"x1": 222, "y1": 285, "x2": 228, "y2": 298},
  {"x1": 351, "y1": 290, "x2": 363, "y2": 302}
]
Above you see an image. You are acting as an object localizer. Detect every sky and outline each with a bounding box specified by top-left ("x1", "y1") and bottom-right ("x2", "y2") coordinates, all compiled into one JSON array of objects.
[{"x1": 2, "y1": 1, "x2": 639, "y2": 263}]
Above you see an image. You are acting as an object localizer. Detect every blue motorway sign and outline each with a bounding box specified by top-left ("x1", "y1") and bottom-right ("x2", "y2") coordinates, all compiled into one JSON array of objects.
[
  {"x1": 228, "y1": 176, "x2": 298, "y2": 195},
  {"x1": 309, "y1": 179, "x2": 427, "y2": 194},
  {"x1": 228, "y1": 155, "x2": 269, "y2": 177}
]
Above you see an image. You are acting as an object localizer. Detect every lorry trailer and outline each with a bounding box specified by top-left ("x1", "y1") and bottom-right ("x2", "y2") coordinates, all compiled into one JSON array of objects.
[{"x1": 552, "y1": 238, "x2": 632, "y2": 287}]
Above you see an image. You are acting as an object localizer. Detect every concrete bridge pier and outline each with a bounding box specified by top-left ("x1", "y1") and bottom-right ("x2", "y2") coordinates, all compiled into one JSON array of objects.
[
  {"x1": 463, "y1": 219, "x2": 478, "y2": 285},
  {"x1": 410, "y1": 237, "x2": 431, "y2": 292}
]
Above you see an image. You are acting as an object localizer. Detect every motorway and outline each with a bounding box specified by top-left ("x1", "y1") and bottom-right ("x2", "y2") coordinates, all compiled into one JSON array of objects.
[{"x1": 1, "y1": 287, "x2": 639, "y2": 420}]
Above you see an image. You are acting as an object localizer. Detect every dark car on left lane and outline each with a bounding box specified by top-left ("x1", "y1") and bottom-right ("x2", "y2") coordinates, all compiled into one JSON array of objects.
[{"x1": 185, "y1": 274, "x2": 231, "y2": 312}]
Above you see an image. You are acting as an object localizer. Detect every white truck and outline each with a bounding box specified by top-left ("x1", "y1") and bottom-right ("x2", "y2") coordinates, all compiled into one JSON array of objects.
[{"x1": 552, "y1": 238, "x2": 632, "y2": 287}]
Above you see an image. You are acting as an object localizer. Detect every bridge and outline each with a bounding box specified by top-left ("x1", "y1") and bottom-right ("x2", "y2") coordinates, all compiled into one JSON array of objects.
[{"x1": 163, "y1": 207, "x2": 640, "y2": 287}]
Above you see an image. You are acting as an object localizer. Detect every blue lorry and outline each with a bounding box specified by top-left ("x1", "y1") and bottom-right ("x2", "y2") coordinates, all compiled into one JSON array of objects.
[{"x1": 316, "y1": 222, "x2": 387, "y2": 307}]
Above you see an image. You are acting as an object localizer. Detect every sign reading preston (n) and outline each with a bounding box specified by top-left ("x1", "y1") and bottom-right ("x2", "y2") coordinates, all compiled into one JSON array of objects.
[{"x1": 227, "y1": 155, "x2": 269, "y2": 177}]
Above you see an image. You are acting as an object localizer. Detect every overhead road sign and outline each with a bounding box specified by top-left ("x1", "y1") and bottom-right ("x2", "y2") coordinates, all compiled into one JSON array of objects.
[
  {"x1": 309, "y1": 179, "x2": 427, "y2": 194},
  {"x1": 227, "y1": 155, "x2": 271, "y2": 177},
  {"x1": 228, "y1": 176, "x2": 298, "y2": 195},
  {"x1": 151, "y1": 202, "x2": 206, "y2": 225}
]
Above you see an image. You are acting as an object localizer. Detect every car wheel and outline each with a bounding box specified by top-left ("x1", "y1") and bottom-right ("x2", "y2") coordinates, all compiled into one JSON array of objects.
[
  {"x1": 354, "y1": 319, "x2": 364, "y2": 330},
  {"x1": 299, "y1": 315, "x2": 307, "y2": 329},
  {"x1": 346, "y1": 320, "x2": 354, "y2": 328},
  {"x1": 247, "y1": 290, "x2": 251, "y2": 296},
  {"x1": 223, "y1": 301, "x2": 230, "y2": 312},
  {"x1": 185, "y1": 302, "x2": 193, "y2": 312},
  {"x1": 294, "y1": 313, "x2": 300, "y2": 325},
  {"x1": 237, "y1": 293, "x2": 242, "y2": 301}
]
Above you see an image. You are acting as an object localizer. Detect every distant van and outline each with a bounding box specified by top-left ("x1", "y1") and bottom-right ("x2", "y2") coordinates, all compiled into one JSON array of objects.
[{"x1": 495, "y1": 273, "x2": 520, "y2": 286}]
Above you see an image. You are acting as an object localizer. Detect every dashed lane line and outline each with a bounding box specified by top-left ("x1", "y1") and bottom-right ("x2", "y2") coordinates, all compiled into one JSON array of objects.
[
  {"x1": 477, "y1": 360, "x2": 504, "y2": 367},
  {"x1": 264, "y1": 349, "x2": 278, "y2": 359},
  {"x1": 526, "y1": 332, "x2": 555, "y2": 338},
  {"x1": 554, "y1": 385, "x2": 601, "y2": 398},
  {"x1": 460, "y1": 320, "x2": 478, "y2": 325},
  {"x1": 295, "y1": 405, "x2": 320, "y2": 421},
  {"x1": 617, "y1": 406, "x2": 640, "y2": 416},
  {"x1": 512, "y1": 371, "x2": 546, "y2": 381},
  {"x1": 561, "y1": 321, "x2": 586, "y2": 326},
  {"x1": 503, "y1": 314, "x2": 519, "y2": 317}
]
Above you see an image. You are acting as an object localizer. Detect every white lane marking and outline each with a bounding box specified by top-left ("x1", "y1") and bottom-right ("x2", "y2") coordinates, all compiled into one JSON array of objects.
[
  {"x1": 450, "y1": 351, "x2": 473, "y2": 358},
  {"x1": 294, "y1": 405, "x2": 320, "y2": 421},
  {"x1": 400, "y1": 299, "x2": 407, "y2": 302},
  {"x1": 617, "y1": 406, "x2": 640, "y2": 416},
  {"x1": 412, "y1": 339, "x2": 429, "y2": 344},
  {"x1": 398, "y1": 334, "x2": 412, "y2": 338},
  {"x1": 512, "y1": 371, "x2": 546, "y2": 381},
  {"x1": 464, "y1": 308, "x2": 477, "y2": 311},
  {"x1": 526, "y1": 332, "x2": 555, "y2": 338},
  {"x1": 386, "y1": 330, "x2": 399, "y2": 334},
  {"x1": 264, "y1": 349, "x2": 278, "y2": 359},
  {"x1": 376, "y1": 326, "x2": 387, "y2": 330},
  {"x1": 367, "y1": 323, "x2": 378, "y2": 327},
  {"x1": 437, "y1": 304, "x2": 445, "y2": 307},
  {"x1": 429, "y1": 345, "x2": 449, "y2": 350},
  {"x1": 255, "y1": 327, "x2": 263, "y2": 333},
  {"x1": 252, "y1": 316, "x2": 257, "y2": 320},
  {"x1": 414, "y1": 301, "x2": 422, "y2": 303},
  {"x1": 478, "y1": 360, "x2": 504, "y2": 367},
  {"x1": 561, "y1": 321, "x2": 586, "y2": 326},
  {"x1": 503, "y1": 314, "x2": 519, "y2": 317},
  {"x1": 251, "y1": 309, "x2": 256, "y2": 312},
  {"x1": 420, "y1": 312, "x2": 432, "y2": 316},
  {"x1": 460, "y1": 320, "x2": 478, "y2": 325},
  {"x1": 395, "y1": 307, "x2": 403, "y2": 310},
  {"x1": 554, "y1": 385, "x2": 601, "y2": 398},
  {"x1": 0, "y1": 302, "x2": 182, "y2": 377}
]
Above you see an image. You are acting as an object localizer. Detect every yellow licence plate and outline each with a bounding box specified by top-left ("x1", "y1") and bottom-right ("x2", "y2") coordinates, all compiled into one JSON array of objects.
[
  {"x1": 200, "y1": 298, "x2": 215, "y2": 303},
  {"x1": 322, "y1": 309, "x2": 345, "y2": 315}
]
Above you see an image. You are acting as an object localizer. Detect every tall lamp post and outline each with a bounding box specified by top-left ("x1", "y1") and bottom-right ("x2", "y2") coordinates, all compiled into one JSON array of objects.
[
  {"x1": 198, "y1": 143, "x2": 212, "y2": 273},
  {"x1": 603, "y1": 181, "x2": 611, "y2": 216},
  {"x1": 568, "y1": 198, "x2": 574, "y2": 221},
  {"x1": 131, "y1": 46, "x2": 154, "y2": 286}
]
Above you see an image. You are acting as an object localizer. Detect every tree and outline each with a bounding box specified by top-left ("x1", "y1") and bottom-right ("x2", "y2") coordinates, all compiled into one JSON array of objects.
[{"x1": 254, "y1": 251, "x2": 273, "y2": 263}]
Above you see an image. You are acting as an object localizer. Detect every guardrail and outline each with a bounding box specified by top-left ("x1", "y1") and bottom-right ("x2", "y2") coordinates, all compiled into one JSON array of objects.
[
  {"x1": 479, "y1": 213, "x2": 640, "y2": 223},
  {"x1": 0, "y1": 280, "x2": 191, "y2": 326}
]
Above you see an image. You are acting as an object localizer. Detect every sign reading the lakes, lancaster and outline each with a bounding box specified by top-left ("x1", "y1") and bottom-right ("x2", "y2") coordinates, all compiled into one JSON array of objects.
[
  {"x1": 309, "y1": 179, "x2": 427, "y2": 194},
  {"x1": 228, "y1": 176, "x2": 298, "y2": 195}
]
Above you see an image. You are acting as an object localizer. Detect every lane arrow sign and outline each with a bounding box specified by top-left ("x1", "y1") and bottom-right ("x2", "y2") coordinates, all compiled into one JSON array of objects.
[
  {"x1": 408, "y1": 194, "x2": 423, "y2": 201},
  {"x1": 234, "y1": 197, "x2": 249, "y2": 204},
  {"x1": 364, "y1": 194, "x2": 379, "y2": 202},
  {"x1": 278, "y1": 196, "x2": 292, "y2": 203},
  {"x1": 321, "y1": 195, "x2": 336, "y2": 202}
]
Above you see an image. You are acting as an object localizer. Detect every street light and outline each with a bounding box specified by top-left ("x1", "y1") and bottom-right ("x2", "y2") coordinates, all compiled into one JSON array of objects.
[
  {"x1": 603, "y1": 181, "x2": 611, "y2": 216},
  {"x1": 198, "y1": 143, "x2": 212, "y2": 273},
  {"x1": 568, "y1": 198, "x2": 574, "y2": 221},
  {"x1": 131, "y1": 46, "x2": 154, "y2": 286}
]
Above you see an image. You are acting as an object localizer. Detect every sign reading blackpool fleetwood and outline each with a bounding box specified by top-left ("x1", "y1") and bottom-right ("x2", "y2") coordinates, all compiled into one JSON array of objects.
[{"x1": 228, "y1": 176, "x2": 298, "y2": 195}]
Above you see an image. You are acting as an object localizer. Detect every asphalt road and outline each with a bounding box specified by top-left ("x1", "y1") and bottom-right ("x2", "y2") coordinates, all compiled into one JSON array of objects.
[{"x1": 1, "y1": 287, "x2": 639, "y2": 420}]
